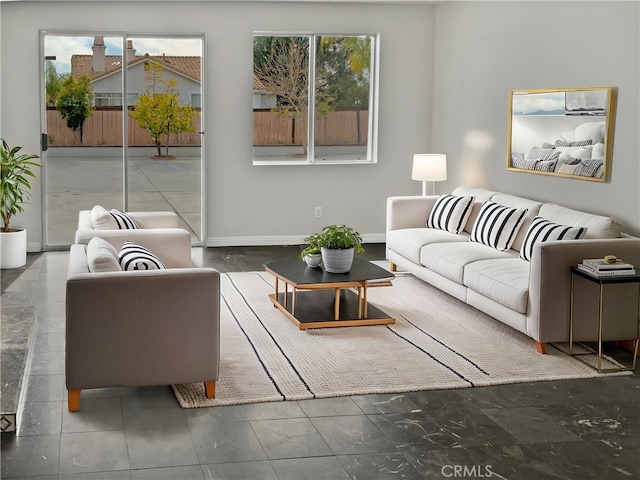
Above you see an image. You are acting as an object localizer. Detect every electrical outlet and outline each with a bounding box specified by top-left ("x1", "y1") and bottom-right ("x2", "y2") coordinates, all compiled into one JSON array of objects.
[{"x1": 314, "y1": 207, "x2": 322, "y2": 218}]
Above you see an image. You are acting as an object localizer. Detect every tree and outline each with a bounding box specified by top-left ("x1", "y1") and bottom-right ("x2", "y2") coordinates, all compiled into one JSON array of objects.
[
  {"x1": 45, "y1": 61, "x2": 67, "y2": 107},
  {"x1": 56, "y1": 74, "x2": 94, "y2": 144},
  {"x1": 254, "y1": 37, "x2": 333, "y2": 156},
  {"x1": 129, "y1": 61, "x2": 197, "y2": 158}
]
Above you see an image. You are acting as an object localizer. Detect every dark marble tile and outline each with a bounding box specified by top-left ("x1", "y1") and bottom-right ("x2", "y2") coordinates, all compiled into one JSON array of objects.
[
  {"x1": 122, "y1": 390, "x2": 187, "y2": 430},
  {"x1": 59, "y1": 471, "x2": 133, "y2": 480},
  {"x1": 189, "y1": 421, "x2": 267, "y2": 464},
  {"x1": 369, "y1": 411, "x2": 457, "y2": 451},
  {"x1": 240, "y1": 400, "x2": 306, "y2": 420},
  {"x1": 130, "y1": 465, "x2": 204, "y2": 479},
  {"x1": 202, "y1": 460, "x2": 277, "y2": 480},
  {"x1": 17, "y1": 401, "x2": 63, "y2": 436},
  {"x1": 126, "y1": 426, "x2": 199, "y2": 470},
  {"x1": 59, "y1": 430, "x2": 129, "y2": 475},
  {"x1": 403, "y1": 389, "x2": 471, "y2": 415},
  {"x1": 251, "y1": 417, "x2": 332, "y2": 459},
  {"x1": 350, "y1": 393, "x2": 421, "y2": 415},
  {"x1": 298, "y1": 396, "x2": 364, "y2": 417},
  {"x1": 311, "y1": 415, "x2": 396, "y2": 455},
  {"x1": 23, "y1": 374, "x2": 65, "y2": 402},
  {"x1": 270, "y1": 456, "x2": 351, "y2": 480},
  {"x1": 0, "y1": 433, "x2": 60, "y2": 478},
  {"x1": 403, "y1": 444, "x2": 566, "y2": 480},
  {"x1": 429, "y1": 409, "x2": 519, "y2": 448},
  {"x1": 62, "y1": 397, "x2": 124, "y2": 433},
  {"x1": 184, "y1": 404, "x2": 248, "y2": 426},
  {"x1": 337, "y1": 451, "x2": 424, "y2": 479}
]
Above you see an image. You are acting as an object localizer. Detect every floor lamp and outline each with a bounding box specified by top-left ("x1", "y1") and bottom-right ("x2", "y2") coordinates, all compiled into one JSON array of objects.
[{"x1": 412, "y1": 154, "x2": 447, "y2": 195}]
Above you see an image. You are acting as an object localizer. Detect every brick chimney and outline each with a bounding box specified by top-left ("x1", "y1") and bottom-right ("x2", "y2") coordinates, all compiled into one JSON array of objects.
[
  {"x1": 126, "y1": 40, "x2": 136, "y2": 62},
  {"x1": 92, "y1": 36, "x2": 106, "y2": 72}
]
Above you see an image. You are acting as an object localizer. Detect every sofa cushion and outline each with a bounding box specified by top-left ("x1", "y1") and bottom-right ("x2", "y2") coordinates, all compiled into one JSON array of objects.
[
  {"x1": 452, "y1": 187, "x2": 497, "y2": 234},
  {"x1": 463, "y1": 258, "x2": 530, "y2": 314},
  {"x1": 489, "y1": 193, "x2": 543, "y2": 252},
  {"x1": 426, "y1": 195, "x2": 474, "y2": 234},
  {"x1": 519, "y1": 216, "x2": 588, "y2": 262},
  {"x1": 469, "y1": 201, "x2": 528, "y2": 251},
  {"x1": 109, "y1": 209, "x2": 139, "y2": 229},
  {"x1": 119, "y1": 241, "x2": 167, "y2": 271},
  {"x1": 420, "y1": 242, "x2": 511, "y2": 284},
  {"x1": 539, "y1": 204, "x2": 622, "y2": 238},
  {"x1": 91, "y1": 205, "x2": 118, "y2": 230},
  {"x1": 86, "y1": 237, "x2": 121, "y2": 273},
  {"x1": 387, "y1": 228, "x2": 468, "y2": 265}
]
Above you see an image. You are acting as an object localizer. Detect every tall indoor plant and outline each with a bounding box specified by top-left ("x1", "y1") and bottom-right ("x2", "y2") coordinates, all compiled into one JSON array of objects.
[
  {"x1": 1, "y1": 139, "x2": 40, "y2": 269},
  {"x1": 314, "y1": 224, "x2": 365, "y2": 273}
]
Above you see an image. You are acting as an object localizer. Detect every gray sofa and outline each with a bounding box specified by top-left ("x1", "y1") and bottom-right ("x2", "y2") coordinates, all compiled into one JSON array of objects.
[
  {"x1": 386, "y1": 186, "x2": 640, "y2": 353},
  {"x1": 65, "y1": 239, "x2": 220, "y2": 411}
]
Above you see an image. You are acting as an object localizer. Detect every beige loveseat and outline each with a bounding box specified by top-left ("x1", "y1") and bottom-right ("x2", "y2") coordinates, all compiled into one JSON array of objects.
[
  {"x1": 386, "y1": 186, "x2": 640, "y2": 353},
  {"x1": 66, "y1": 237, "x2": 220, "y2": 411}
]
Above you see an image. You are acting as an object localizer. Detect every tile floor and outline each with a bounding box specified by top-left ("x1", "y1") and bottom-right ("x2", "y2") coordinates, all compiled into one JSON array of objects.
[{"x1": 1, "y1": 245, "x2": 638, "y2": 480}]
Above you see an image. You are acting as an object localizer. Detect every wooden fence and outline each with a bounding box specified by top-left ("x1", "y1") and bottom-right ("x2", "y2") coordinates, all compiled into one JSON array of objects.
[{"x1": 46, "y1": 108, "x2": 368, "y2": 147}]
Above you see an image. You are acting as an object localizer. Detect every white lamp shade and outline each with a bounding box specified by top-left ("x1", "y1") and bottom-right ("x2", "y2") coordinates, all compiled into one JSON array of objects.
[{"x1": 412, "y1": 154, "x2": 447, "y2": 182}]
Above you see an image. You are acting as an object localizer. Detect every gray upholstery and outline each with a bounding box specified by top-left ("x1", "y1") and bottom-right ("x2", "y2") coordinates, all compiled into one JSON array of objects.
[
  {"x1": 66, "y1": 244, "x2": 220, "y2": 407},
  {"x1": 387, "y1": 190, "x2": 640, "y2": 347}
]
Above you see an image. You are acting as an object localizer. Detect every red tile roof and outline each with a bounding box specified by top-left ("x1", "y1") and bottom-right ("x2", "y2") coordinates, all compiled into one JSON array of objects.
[{"x1": 71, "y1": 54, "x2": 201, "y2": 83}]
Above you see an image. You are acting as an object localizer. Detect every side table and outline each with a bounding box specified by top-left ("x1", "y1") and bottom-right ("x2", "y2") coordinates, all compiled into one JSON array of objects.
[{"x1": 570, "y1": 266, "x2": 640, "y2": 373}]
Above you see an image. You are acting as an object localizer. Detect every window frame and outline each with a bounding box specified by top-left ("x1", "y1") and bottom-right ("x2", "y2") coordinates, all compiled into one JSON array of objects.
[{"x1": 252, "y1": 32, "x2": 380, "y2": 166}]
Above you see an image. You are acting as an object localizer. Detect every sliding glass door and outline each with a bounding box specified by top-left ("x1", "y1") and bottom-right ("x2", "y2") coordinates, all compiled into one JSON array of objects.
[{"x1": 41, "y1": 33, "x2": 204, "y2": 247}]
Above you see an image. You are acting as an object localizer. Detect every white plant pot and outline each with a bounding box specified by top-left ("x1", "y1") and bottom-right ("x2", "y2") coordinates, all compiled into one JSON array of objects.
[
  {"x1": 0, "y1": 228, "x2": 27, "y2": 269},
  {"x1": 303, "y1": 254, "x2": 322, "y2": 268},
  {"x1": 321, "y1": 247, "x2": 354, "y2": 273}
]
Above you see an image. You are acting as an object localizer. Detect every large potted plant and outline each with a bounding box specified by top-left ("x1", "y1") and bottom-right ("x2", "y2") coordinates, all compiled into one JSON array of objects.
[
  {"x1": 1, "y1": 139, "x2": 40, "y2": 269},
  {"x1": 314, "y1": 224, "x2": 365, "y2": 273}
]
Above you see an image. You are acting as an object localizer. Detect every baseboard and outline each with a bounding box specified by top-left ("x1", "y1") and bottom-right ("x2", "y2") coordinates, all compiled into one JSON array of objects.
[
  {"x1": 206, "y1": 233, "x2": 386, "y2": 248},
  {"x1": 27, "y1": 242, "x2": 41, "y2": 252}
]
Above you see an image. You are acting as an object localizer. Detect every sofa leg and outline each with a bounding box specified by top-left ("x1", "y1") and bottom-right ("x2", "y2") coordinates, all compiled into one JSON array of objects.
[
  {"x1": 204, "y1": 381, "x2": 216, "y2": 398},
  {"x1": 68, "y1": 390, "x2": 81, "y2": 412},
  {"x1": 390, "y1": 262, "x2": 397, "y2": 272},
  {"x1": 535, "y1": 341, "x2": 547, "y2": 354}
]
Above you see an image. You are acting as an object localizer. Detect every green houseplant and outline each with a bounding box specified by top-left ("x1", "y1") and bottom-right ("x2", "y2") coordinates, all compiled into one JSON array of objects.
[
  {"x1": 1, "y1": 139, "x2": 40, "y2": 269},
  {"x1": 300, "y1": 233, "x2": 322, "y2": 267},
  {"x1": 313, "y1": 224, "x2": 365, "y2": 273}
]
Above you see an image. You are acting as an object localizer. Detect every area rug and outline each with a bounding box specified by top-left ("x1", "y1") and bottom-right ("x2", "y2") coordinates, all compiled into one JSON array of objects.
[{"x1": 172, "y1": 271, "x2": 629, "y2": 408}]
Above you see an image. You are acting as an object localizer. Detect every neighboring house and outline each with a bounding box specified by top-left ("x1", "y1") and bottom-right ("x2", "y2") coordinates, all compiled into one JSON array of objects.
[{"x1": 71, "y1": 36, "x2": 274, "y2": 109}]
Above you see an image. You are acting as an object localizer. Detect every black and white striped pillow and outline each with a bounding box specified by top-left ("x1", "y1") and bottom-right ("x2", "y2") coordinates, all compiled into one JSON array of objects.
[
  {"x1": 426, "y1": 195, "x2": 475, "y2": 234},
  {"x1": 554, "y1": 139, "x2": 593, "y2": 148},
  {"x1": 119, "y1": 241, "x2": 166, "y2": 271},
  {"x1": 573, "y1": 158, "x2": 603, "y2": 177},
  {"x1": 519, "y1": 217, "x2": 587, "y2": 261},
  {"x1": 109, "y1": 209, "x2": 138, "y2": 229},
  {"x1": 469, "y1": 201, "x2": 528, "y2": 251}
]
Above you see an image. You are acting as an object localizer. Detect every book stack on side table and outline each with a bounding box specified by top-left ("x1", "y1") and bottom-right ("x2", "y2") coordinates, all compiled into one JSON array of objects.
[{"x1": 577, "y1": 258, "x2": 636, "y2": 277}]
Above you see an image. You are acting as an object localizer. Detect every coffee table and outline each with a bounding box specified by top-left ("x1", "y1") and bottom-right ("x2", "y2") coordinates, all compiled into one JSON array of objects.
[{"x1": 265, "y1": 258, "x2": 395, "y2": 329}]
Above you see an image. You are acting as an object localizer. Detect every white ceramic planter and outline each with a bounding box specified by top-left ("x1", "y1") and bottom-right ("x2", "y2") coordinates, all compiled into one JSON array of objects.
[
  {"x1": 321, "y1": 247, "x2": 354, "y2": 273},
  {"x1": 0, "y1": 228, "x2": 27, "y2": 269},
  {"x1": 303, "y1": 254, "x2": 322, "y2": 268}
]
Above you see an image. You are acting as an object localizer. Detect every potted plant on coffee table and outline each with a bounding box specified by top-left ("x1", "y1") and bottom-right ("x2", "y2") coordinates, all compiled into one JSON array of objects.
[
  {"x1": 1, "y1": 139, "x2": 40, "y2": 269},
  {"x1": 300, "y1": 233, "x2": 322, "y2": 267},
  {"x1": 315, "y1": 224, "x2": 365, "y2": 273}
]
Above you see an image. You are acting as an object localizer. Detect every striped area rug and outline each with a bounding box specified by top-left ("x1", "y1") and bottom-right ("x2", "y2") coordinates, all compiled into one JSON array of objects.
[{"x1": 172, "y1": 271, "x2": 628, "y2": 408}]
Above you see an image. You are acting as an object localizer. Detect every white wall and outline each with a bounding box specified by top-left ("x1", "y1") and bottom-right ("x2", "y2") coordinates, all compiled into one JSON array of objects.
[
  {"x1": 0, "y1": 1, "x2": 435, "y2": 249},
  {"x1": 432, "y1": 1, "x2": 640, "y2": 236}
]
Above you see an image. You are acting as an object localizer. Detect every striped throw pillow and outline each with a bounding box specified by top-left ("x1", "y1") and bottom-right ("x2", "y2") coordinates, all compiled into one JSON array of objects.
[
  {"x1": 109, "y1": 209, "x2": 138, "y2": 229},
  {"x1": 469, "y1": 201, "x2": 528, "y2": 251},
  {"x1": 119, "y1": 241, "x2": 166, "y2": 271},
  {"x1": 426, "y1": 195, "x2": 475, "y2": 234},
  {"x1": 519, "y1": 217, "x2": 587, "y2": 261}
]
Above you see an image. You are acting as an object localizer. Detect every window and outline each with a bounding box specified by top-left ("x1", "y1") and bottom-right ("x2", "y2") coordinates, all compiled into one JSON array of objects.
[
  {"x1": 191, "y1": 93, "x2": 202, "y2": 108},
  {"x1": 253, "y1": 33, "x2": 379, "y2": 165},
  {"x1": 94, "y1": 92, "x2": 139, "y2": 107}
]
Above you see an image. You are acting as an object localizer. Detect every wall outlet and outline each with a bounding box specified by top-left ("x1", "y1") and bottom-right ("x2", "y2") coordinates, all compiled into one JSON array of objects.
[{"x1": 314, "y1": 207, "x2": 322, "y2": 218}]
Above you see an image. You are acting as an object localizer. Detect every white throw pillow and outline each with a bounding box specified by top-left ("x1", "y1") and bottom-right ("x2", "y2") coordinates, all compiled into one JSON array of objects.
[
  {"x1": 86, "y1": 237, "x2": 121, "y2": 273},
  {"x1": 559, "y1": 130, "x2": 575, "y2": 143},
  {"x1": 109, "y1": 209, "x2": 138, "y2": 229},
  {"x1": 119, "y1": 241, "x2": 166, "y2": 271},
  {"x1": 557, "y1": 164, "x2": 578, "y2": 175},
  {"x1": 426, "y1": 195, "x2": 475, "y2": 234},
  {"x1": 469, "y1": 201, "x2": 528, "y2": 251},
  {"x1": 519, "y1": 216, "x2": 588, "y2": 262},
  {"x1": 91, "y1": 205, "x2": 118, "y2": 230},
  {"x1": 591, "y1": 142, "x2": 605, "y2": 160},
  {"x1": 574, "y1": 121, "x2": 605, "y2": 145}
]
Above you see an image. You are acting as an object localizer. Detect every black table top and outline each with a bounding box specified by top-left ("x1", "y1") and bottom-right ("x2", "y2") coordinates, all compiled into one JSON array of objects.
[
  {"x1": 571, "y1": 266, "x2": 640, "y2": 285},
  {"x1": 265, "y1": 257, "x2": 395, "y2": 286}
]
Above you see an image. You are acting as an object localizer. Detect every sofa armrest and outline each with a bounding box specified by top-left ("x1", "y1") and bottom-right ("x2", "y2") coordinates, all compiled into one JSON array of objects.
[
  {"x1": 386, "y1": 195, "x2": 439, "y2": 233},
  {"x1": 528, "y1": 236, "x2": 640, "y2": 342},
  {"x1": 66, "y1": 266, "x2": 221, "y2": 390},
  {"x1": 74, "y1": 228, "x2": 192, "y2": 268}
]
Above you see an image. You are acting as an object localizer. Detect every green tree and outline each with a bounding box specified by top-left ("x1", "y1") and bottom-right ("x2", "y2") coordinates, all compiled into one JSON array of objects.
[
  {"x1": 45, "y1": 61, "x2": 67, "y2": 107},
  {"x1": 56, "y1": 74, "x2": 94, "y2": 144},
  {"x1": 129, "y1": 61, "x2": 197, "y2": 158}
]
